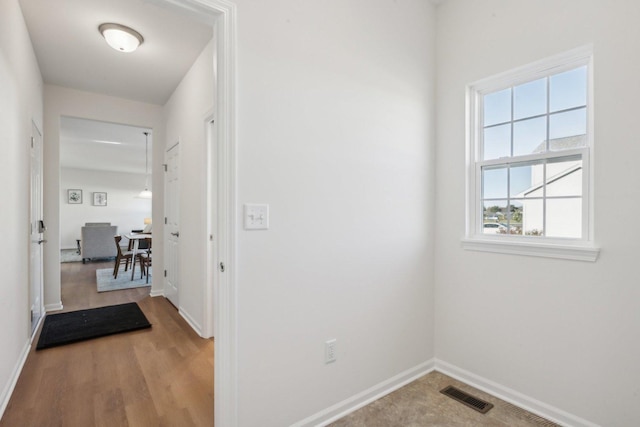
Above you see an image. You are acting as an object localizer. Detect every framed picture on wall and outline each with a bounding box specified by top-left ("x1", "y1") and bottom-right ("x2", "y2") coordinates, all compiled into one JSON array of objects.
[
  {"x1": 93, "y1": 192, "x2": 107, "y2": 206},
  {"x1": 68, "y1": 189, "x2": 82, "y2": 204}
]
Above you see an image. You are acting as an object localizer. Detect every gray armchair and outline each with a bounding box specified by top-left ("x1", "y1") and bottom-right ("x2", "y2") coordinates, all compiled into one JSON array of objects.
[{"x1": 81, "y1": 223, "x2": 118, "y2": 263}]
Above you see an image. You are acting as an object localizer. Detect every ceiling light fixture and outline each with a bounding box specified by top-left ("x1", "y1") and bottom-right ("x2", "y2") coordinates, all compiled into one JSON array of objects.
[
  {"x1": 99, "y1": 23, "x2": 144, "y2": 53},
  {"x1": 138, "y1": 132, "x2": 152, "y2": 199}
]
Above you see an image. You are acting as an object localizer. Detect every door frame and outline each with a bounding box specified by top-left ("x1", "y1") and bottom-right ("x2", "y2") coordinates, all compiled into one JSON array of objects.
[
  {"x1": 164, "y1": 1, "x2": 238, "y2": 426},
  {"x1": 210, "y1": 5, "x2": 237, "y2": 426}
]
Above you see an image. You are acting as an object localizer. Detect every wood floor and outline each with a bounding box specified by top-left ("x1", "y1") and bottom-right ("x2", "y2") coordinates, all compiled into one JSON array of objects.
[{"x1": 0, "y1": 260, "x2": 214, "y2": 427}]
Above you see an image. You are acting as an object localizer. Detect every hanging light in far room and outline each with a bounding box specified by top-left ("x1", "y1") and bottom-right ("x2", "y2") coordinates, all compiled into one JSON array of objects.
[
  {"x1": 99, "y1": 23, "x2": 144, "y2": 53},
  {"x1": 138, "y1": 132, "x2": 152, "y2": 199}
]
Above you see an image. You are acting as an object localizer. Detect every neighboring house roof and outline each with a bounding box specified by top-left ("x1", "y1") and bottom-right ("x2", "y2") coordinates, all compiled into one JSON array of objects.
[
  {"x1": 519, "y1": 165, "x2": 582, "y2": 197},
  {"x1": 532, "y1": 134, "x2": 587, "y2": 153},
  {"x1": 513, "y1": 134, "x2": 585, "y2": 197}
]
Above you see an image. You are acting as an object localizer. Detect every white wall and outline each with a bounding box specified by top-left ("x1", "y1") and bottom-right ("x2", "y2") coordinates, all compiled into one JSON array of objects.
[
  {"x1": 60, "y1": 168, "x2": 152, "y2": 249},
  {"x1": 163, "y1": 39, "x2": 214, "y2": 335},
  {"x1": 435, "y1": 1, "x2": 640, "y2": 425},
  {"x1": 43, "y1": 85, "x2": 164, "y2": 309},
  {"x1": 233, "y1": 1, "x2": 436, "y2": 425},
  {"x1": 0, "y1": 0, "x2": 43, "y2": 416}
]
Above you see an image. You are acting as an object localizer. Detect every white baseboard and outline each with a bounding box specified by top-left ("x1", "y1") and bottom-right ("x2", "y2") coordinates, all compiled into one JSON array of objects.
[
  {"x1": 292, "y1": 359, "x2": 436, "y2": 427},
  {"x1": 149, "y1": 288, "x2": 164, "y2": 298},
  {"x1": 434, "y1": 359, "x2": 599, "y2": 427},
  {"x1": 29, "y1": 313, "x2": 45, "y2": 343},
  {"x1": 179, "y1": 308, "x2": 203, "y2": 337},
  {"x1": 0, "y1": 341, "x2": 31, "y2": 420},
  {"x1": 45, "y1": 301, "x2": 63, "y2": 312}
]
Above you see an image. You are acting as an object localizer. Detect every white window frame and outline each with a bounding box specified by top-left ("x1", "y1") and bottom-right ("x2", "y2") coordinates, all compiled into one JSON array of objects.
[{"x1": 463, "y1": 46, "x2": 599, "y2": 262}]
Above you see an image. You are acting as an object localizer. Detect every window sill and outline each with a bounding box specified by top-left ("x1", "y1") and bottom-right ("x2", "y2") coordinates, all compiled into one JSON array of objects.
[{"x1": 461, "y1": 237, "x2": 600, "y2": 262}]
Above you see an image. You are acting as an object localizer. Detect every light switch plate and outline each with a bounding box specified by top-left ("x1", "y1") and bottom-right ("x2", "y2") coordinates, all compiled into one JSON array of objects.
[{"x1": 244, "y1": 204, "x2": 269, "y2": 230}]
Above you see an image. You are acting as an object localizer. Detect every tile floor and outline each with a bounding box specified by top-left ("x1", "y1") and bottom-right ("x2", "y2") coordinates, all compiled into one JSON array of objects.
[{"x1": 329, "y1": 371, "x2": 560, "y2": 427}]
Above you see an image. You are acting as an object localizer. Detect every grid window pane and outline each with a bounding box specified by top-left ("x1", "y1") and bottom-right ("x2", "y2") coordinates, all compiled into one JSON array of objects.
[
  {"x1": 549, "y1": 108, "x2": 587, "y2": 142},
  {"x1": 484, "y1": 88, "x2": 511, "y2": 126},
  {"x1": 508, "y1": 201, "x2": 524, "y2": 235},
  {"x1": 550, "y1": 66, "x2": 587, "y2": 112},
  {"x1": 483, "y1": 200, "x2": 508, "y2": 234},
  {"x1": 513, "y1": 116, "x2": 546, "y2": 156},
  {"x1": 514, "y1": 77, "x2": 546, "y2": 120},
  {"x1": 519, "y1": 198, "x2": 544, "y2": 236},
  {"x1": 546, "y1": 198, "x2": 582, "y2": 238},
  {"x1": 510, "y1": 163, "x2": 536, "y2": 198},
  {"x1": 482, "y1": 167, "x2": 508, "y2": 199},
  {"x1": 546, "y1": 158, "x2": 583, "y2": 197},
  {"x1": 483, "y1": 124, "x2": 511, "y2": 160}
]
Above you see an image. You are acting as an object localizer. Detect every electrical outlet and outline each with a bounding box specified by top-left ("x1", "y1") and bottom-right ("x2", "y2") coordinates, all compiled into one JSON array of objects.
[{"x1": 325, "y1": 339, "x2": 336, "y2": 364}]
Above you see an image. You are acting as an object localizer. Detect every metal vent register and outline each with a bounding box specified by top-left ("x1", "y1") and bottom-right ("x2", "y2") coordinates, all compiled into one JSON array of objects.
[{"x1": 440, "y1": 385, "x2": 494, "y2": 414}]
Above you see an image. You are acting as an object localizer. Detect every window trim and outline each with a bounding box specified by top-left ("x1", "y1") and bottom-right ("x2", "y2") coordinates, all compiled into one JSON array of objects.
[{"x1": 464, "y1": 45, "x2": 599, "y2": 261}]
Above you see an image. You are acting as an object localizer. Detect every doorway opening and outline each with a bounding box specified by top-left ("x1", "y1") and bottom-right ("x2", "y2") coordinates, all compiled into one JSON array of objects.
[
  {"x1": 34, "y1": 0, "x2": 237, "y2": 425},
  {"x1": 59, "y1": 117, "x2": 154, "y2": 311}
]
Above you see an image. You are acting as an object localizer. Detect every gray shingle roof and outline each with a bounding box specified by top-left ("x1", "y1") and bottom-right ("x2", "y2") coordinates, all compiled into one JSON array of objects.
[{"x1": 533, "y1": 134, "x2": 587, "y2": 153}]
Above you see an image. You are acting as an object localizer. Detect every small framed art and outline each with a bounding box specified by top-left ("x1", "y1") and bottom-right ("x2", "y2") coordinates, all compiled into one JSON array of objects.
[
  {"x1": 93, "y1": 192, "x2": 107, "y2": 206},
  {"x1": 68, "y1": 189, "x2": 82, "y2": 204}
]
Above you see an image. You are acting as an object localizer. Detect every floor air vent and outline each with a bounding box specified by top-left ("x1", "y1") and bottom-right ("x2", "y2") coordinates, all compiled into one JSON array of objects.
[{"x1": 440, "y1": 385, "x2": 494, "y2": 414}]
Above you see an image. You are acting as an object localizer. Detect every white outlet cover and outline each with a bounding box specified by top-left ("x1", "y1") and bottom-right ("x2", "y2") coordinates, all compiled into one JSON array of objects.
[
  {"x1": 325, "y1": 339, "x2": 337, "y2": 364},
  {"x1": 244, "y1": 204, "x2": 269, "y2": 230}
]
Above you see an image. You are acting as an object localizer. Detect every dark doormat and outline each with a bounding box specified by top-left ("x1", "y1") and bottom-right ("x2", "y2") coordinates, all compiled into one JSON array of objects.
[{"x1": 36, "y1": 302, "x2": 151, "y2": 350}]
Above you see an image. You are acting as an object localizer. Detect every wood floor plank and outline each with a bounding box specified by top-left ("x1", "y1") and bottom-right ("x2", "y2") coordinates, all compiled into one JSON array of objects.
[
  {"x1": 94, "y1": 388, "x2": 129, "y2": 427},
  {"x1": 124, "y1": 398, "x2": 162, "y2": 426},
  {"x1": 61, "y1": 380, "x2": 96, "y2": 427},
  {"x1": 159, "y1": 407, "x2": 197, "y2": 427}
]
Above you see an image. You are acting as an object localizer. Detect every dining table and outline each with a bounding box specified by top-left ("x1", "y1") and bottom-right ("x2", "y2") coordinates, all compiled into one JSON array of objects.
[{"x1": 125, "y1": 232, "x2": 152, "y2": 280}]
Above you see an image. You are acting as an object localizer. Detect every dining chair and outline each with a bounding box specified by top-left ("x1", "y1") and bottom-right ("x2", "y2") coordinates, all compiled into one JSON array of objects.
[
  {"x1": 131, "y1": 238, "x2": 152, "y2": 281},
  {"x1": 113, "y1": 235, "x2": 134, "y2": 279},
  {"x1": 138, "y1": 238, "x2": 152, "y2": 283}
]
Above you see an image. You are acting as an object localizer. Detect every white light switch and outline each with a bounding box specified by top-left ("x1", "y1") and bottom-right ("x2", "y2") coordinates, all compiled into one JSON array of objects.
[{"x1": 244, "y1": 204, "x2": 269, "y2": 230}]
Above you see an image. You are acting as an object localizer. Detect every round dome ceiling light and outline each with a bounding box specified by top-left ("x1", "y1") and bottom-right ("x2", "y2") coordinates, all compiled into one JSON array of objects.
[{"x1": 99, "y1": 23, "x2": 144, "y2": 53}]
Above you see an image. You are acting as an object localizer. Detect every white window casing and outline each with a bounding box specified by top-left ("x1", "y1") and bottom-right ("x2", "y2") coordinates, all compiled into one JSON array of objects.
[{"x1": 463, "y1": 45, "x2": 599, "y2": 262}]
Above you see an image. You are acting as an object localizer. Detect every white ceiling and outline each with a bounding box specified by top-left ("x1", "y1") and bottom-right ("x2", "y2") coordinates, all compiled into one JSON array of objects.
[
  {"x1": 60, "y1": 117, "x2": 152, "y2": 174},
  {"x1": 19, "y1": 0, "x2": 213, "y2": 173},
  {"x1": 19, "y1": 0, "x2": 213, "y2": 105}
]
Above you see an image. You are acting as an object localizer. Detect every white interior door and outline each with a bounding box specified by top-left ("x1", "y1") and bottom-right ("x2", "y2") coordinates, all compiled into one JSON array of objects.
[
  {"x1": 164, "y1": 143, "x2": 180, "y2": 307},
  {"x1": 29, "y1": 122, "x2": 44, "y2": 335}
]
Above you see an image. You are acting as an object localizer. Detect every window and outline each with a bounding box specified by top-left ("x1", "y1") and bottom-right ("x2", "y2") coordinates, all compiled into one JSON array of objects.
[{"x1": 464, "y1": 47, "x2": 599, "y2": 261}]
